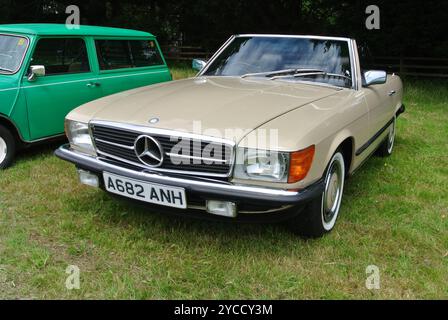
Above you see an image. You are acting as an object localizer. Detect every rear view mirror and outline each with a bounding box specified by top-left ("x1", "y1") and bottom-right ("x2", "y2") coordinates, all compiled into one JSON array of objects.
[
  {"x1": 192, "y1": 59, "x2": 207, "y2": 72},
  {"x1": 28, "y1": 65, "x2": 45, "y2": 82},
  {"x1": 363, "y1": 70, "x2": 387, "y2": 86}
]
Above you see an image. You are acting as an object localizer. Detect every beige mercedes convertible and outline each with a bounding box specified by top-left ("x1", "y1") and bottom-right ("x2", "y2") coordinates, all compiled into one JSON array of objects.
[{"x1": 56, "y1": 34, "x2": 404, "y2": 237}]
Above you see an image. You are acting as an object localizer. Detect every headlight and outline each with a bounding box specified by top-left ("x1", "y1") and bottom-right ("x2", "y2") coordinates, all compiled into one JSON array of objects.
[
  {"x1": 65, "y1": 120, "x2": 96, "y2": 155},
  {"x1": 234, "y1": 148, "x2": 289, "y2": 182},
  {"x1": 234, "y1": 145, "x2": 315, "y2": 183}
]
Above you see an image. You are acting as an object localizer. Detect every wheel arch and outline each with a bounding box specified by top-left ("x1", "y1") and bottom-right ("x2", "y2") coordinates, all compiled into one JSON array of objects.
[
  {"x1": 0, "y1": 114, "x2": 24, "y2": 145},
  {"x1": 338, "y1": 137, "x2": 354, "y2": 176},
  {"x1": 323, "y1": 131, "x2": 355, "y2": 176}
]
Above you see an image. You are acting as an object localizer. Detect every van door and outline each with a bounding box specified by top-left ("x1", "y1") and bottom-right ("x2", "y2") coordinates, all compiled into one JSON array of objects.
[
  {"x1": 93, "y1": 38, "x2": 171, "y2": 97},
  {"x1": 23, "y1": 37, "x2": 102, "y2": 140}
]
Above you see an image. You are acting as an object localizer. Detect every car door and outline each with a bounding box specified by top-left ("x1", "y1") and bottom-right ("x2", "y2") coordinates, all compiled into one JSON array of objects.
[
  {"x1": 22, "y1": 37, "x2": 102, "y2": 140},
  {"x1": 93, "y1": 38, "x2": 171, "y2": 97},
  {"x1": 363, "y1": 79, "x2": 395, "y2": 140}
]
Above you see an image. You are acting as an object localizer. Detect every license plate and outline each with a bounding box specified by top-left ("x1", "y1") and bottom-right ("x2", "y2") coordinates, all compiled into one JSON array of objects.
[{"x1": 103, "y1": 172, "x2": 187, "y2": 209}]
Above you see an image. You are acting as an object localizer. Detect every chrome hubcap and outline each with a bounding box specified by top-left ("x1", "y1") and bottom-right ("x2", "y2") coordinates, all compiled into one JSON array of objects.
[
  {"x1": 322, "y1": 154, "x2": 345, "y2": 229},
  {"x1": 0, "y1": 137, "x2": 7, "y2": 164},
  {"x1": 387, "y1": 120, "x2": 396, "y2": 153},
  {"x1": 325, "y1": 173, "x2": 340, "y2": 213}
]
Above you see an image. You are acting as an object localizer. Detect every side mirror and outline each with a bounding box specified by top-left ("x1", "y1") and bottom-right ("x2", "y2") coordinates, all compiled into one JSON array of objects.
[
  {"x1": 28, "y1": 65, "x2": 45, "y2": 82},
  {"x1": 363, "y1": 70, "x2": 387, "y2": 86},
  {"x1": 192, "y1": 59, "x2": 207, "y2": 72}
]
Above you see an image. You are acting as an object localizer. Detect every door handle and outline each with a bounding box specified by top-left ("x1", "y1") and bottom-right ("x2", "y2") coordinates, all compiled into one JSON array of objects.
[
  {"x1": 388, "y1": 90, "x2": 396, "y2": 96},
  {"x1": 86, "y1": 82, "x2": 101, "y2": 88}
]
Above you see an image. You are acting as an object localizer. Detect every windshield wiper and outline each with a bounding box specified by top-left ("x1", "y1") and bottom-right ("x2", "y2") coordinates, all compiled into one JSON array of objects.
[
  {"x1": 241, "y1": 68, "x2": 352, "y2": 83},
  {"x1": 270, "y1": 71, "x2": 352, "y2": 82},
  {"x1": 241, "y1": 68, "x2": 325, "y2": 79},
  {"x1": 241, "y1": 68, "x2": 296, "y2": 78}
]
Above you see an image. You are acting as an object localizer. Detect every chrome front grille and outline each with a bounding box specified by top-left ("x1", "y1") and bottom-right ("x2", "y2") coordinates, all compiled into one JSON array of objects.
[{"x1": 91, "y1": 122, "x2": 234, "y2": 177}]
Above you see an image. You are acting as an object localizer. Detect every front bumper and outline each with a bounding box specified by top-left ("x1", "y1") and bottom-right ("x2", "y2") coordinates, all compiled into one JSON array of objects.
[{"x1": 55, "y1": 144, "x2": 324, "y2": 221}]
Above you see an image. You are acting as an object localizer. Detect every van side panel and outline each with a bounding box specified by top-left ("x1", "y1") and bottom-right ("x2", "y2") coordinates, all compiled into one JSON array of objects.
[
  {"x1": 0, "y1": 30, "x2": 172, "y2": 143},
  {"x1": 92, "y1": 37, "x2": 172, "y2": 97},
  {"x1": 97, "y1": 66, "x2": 172, "y2": 97},
  {"x1": 22, "y1": 36, "x2": 104, "y2": 140},
  {"x1": 0, "y1": 72, "x2": 30, "y2": 141},
  {"x1": 5, "y1": 92, "x2": 30, "y2": 141},
  {"x1": 0, "y1": 82, "x2": 19, "y2": 116}
]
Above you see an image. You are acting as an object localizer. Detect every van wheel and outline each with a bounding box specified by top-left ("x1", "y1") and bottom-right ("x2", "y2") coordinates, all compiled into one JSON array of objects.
[
  {"x1": 377, "y1": 117, "x2": 396, "y2": 157},
  {"x1": 288, "y1": 151, "x2": 346, "y2": 238},
  {"x1": 0, "y1": 125, "x2": 16, "y2": 169}
]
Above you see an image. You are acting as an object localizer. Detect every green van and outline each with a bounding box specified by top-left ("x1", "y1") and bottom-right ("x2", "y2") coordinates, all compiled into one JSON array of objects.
[{"x1": 0, "y1": 24, "x2": 171, "y2": 168}]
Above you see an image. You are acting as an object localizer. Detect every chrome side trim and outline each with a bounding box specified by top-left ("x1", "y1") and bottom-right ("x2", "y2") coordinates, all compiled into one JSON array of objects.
[
  {"x1": 355, "y1": 117, "x2": 395, "y2": 156},
  {"x1": 21, "y1": 70, "x2": 168, "y2": 89},
  {"x1": 0, "y1": 87, "x2": 19, "y2": 92}
]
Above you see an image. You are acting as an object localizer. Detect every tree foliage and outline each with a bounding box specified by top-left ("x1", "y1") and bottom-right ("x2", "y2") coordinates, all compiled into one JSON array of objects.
[{"x1": 0, "y1": 0, "x2": 446, "y2": 56}]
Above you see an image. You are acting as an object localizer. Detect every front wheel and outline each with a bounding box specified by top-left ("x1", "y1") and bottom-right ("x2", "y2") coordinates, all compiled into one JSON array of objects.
[
  {"x1": 0, "y1": 125, "x2": 16, "y2": 169},
  {"x1": 288, "y1": 151, "x2": 346, "y2": 238}
]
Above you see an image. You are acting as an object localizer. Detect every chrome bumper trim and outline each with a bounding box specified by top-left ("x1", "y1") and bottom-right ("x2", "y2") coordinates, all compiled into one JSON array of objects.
[{"x1": 55, "y1": 144, "x2": 324, "y2": 206}]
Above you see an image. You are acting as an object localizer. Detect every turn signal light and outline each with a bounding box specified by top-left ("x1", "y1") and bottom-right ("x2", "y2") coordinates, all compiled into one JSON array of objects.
[{"x1": 288, "y1": 145, "x2": 315, "y2": 183}]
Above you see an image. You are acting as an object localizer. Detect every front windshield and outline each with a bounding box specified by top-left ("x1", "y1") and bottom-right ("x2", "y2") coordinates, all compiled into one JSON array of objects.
[
  {"x1": 0, "y1": 35, "x2": 29, "y2": 74},
  {"x1": 203, "y1": 36, "x2": 353, "y2": 88}
]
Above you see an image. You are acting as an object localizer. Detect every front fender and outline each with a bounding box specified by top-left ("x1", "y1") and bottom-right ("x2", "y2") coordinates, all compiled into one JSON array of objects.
[{"x1": 236, "y1": 89, "x2": 368, "y2": 189}]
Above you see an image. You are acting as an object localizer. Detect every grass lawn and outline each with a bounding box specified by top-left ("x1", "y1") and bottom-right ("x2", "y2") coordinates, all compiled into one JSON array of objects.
[{"x1": 0, "y1": 65, "x2": 447, "y2": 299}]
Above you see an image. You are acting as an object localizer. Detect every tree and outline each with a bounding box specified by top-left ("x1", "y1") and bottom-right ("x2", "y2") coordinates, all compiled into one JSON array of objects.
[{"x1": 0, "y1": 0, "x2": 446, "y2": 56}]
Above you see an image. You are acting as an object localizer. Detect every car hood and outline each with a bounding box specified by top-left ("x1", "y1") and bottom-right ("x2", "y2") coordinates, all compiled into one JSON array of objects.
[{"x1": 86, "y1": 77, "x2": 342, "y2": 142}]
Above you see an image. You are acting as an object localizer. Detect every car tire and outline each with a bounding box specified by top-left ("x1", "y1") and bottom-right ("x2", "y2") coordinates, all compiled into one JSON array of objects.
[
  {"x1": 0, "y1": 125, "x2": 16, "y2": 169},
  {"x1": 377, "y1": 116, "x2": 396, "y2": 157},
  {"x1": 288, "y1": 151, "x2": 346, "y2": 238}
]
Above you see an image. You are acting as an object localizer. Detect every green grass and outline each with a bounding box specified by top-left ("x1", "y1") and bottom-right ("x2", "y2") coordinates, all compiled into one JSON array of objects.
[
  {"x1": 0, "y1": 68, "x2": 447, "y2": 299},
  {"x1": 169, "y1": 61, "x2": 198, "y2": 79}
]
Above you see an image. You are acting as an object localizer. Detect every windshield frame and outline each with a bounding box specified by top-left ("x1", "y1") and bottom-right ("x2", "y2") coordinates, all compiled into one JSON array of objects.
[
  {"x1": 198, "y1": 34, "x2": 358, "y2": 90},
  {"x1": 0, "y1": 33, "x2": 30, "y2": 75}
]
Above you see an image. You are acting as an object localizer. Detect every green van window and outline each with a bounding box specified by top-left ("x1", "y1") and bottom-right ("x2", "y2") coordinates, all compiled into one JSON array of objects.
[
  {"x1": 95, "y1": 39, "x2": 164, "y2": 70},
  {"x1": 0, "y1": 35, "x2": 29, "y2": 74},
  {"x1": 31, "y1": 38, "x2": 90, "y2": 75}
]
